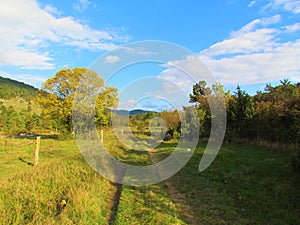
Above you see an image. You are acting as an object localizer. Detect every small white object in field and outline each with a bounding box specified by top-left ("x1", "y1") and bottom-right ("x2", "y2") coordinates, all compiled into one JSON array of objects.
[{"x1": 186, "y1": 148, "x2": 191, "y2": 152}]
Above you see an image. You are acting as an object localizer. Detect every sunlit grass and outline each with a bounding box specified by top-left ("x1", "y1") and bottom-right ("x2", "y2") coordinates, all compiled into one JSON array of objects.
[
  {"x1": 0, "y1": 135, "x2": 111, "y2": 224},
  {"x1": 115, "y1": 184, "x2": 187, "y2": 225}
]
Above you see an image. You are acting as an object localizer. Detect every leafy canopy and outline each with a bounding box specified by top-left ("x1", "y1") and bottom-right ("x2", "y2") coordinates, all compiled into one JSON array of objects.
[{"x1": 36, "y1": 68, "x2": 118, "y2": 132}]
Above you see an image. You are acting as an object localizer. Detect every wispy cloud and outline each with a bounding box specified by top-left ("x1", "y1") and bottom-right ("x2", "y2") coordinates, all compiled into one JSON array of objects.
[
  {"x1": 44, "y1": 4, "x2": 61, "y2": 16},
  {"x1": 140, "y1": 101, "x2": 172, "y2": 111},
  {"x1": 284, "y1": 22, "x2": 300, "y2": 33},
  {"x1": 230, "y1": 14, "x2": 281, "y2": 37},
  {"x1": 265, "y1": 0, "x2": 300, "y2": 14},
  {"x1": 104, "y1": 55, "x2": 120, "y2": 64},
  {"x1": 73, "y1": 0, "x2": 91, "y2": 12},
  {"x1": 248, "y1": 0, "x2": 256, "y2": 8},
  {"x1": 118, "y1": 99, "x2": 136, "y2": 110},
  {"x1": 0, "y1": 0, "x2": 128, "y2": 70}
]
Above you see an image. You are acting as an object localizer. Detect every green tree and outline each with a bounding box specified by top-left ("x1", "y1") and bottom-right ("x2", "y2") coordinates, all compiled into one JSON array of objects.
[
  {"x1": 0, "y1": 102, "x2": 7, "y2": 130},
  {"x1": 227, "y1": 86, "x2": 255, "y2": 140},
  {"x1": 36, "y1": 68, "x2": 118, "y2": 134},
  {"x1": 253, "y1": 80, "x2": 300, "y2": 144},
  {"x1": 95, "y1": 86, "x2": 118, "y2": 127},
  {"x1": 189, "y1": 81, "x2": 229, "y2": 138},
  {"x1": 3, "y1": 106, "x2": 24, "y2": 134},
  {"x1": 181, "y1": 106, "x2": 200, "y2": 141}
]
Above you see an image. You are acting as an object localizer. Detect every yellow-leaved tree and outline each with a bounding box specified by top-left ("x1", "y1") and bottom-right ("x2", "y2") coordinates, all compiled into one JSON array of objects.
[{"x1": 36, "y1": 68, "x2": 118, "y2": 134}]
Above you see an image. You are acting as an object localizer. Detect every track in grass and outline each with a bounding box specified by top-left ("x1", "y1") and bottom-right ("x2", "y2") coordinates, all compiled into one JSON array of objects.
[
  {"x1": 148, "y1": 149, "x2": 196, "y2": 224},
  {"x1": 108, "y1": 182, "x2": 123, "y2": 224},
  {"x1": 107, "y1": 166, "x2": 127, "y2": 224}
]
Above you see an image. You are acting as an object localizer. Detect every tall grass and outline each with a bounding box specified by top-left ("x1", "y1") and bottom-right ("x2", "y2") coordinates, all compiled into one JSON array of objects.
[{"x1": 0, "y1": 136, "x2": 111, "y2": 224}]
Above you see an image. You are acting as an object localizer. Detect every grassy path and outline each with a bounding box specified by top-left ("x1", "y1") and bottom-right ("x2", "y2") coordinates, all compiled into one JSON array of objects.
[
  {"x1": 106, "y1": 133, "x2": 188, "y2": 225},
  {"x1": 148, "y1": 149, "x2": 195, "y2": 224}
]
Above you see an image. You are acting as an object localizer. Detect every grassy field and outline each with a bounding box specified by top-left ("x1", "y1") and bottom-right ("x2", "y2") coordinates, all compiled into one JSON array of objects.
[
  {"x1": 0, "y1": 135, "x2": 112, "y2": 224},
  {"x1": 152, "y1": 142, "x2": 300, "y2": 224},
  {"x1": 0, "y1": 132, "x2": 299, "y2": 224}
]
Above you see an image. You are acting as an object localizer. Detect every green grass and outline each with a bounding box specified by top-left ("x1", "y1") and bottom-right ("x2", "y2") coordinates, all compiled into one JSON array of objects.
[
  {"x1": 0, "y1": 131, "x2": 184, "y2": 224},
  {"x1": 0, "y1": 135, "x2": 111, "y2": 224},
  {"x1": 103, "y1": 131, "x2": 187, "y2": 224},
  {"x1": 115, "y1": 184, "x2": 186, "y2": 225},
  {"x1": 153, "y1": 142, "x2": 300, "y2": 224},
  {"x1": 1, "y1": 131, "x2": 299, "y2": 224}
]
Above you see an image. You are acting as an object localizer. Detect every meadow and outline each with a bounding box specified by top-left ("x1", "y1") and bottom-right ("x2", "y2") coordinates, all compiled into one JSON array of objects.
[{"x1": 0, "y1": 131, "x2": 299, "y2": 224}]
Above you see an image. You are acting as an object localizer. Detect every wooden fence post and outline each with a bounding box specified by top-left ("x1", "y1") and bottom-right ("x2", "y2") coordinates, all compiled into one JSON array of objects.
[
  {"x1": 100, "y1": 130, "x2": 104, "y2": 144},
  {"x1": 34, "y1": 136, "x2": 41, "y2": 167}
]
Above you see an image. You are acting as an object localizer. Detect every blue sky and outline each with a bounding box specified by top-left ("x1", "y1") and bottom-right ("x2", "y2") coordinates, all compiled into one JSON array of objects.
[{"x1": 0, "y1": 0, "x2": 300, "y2": 110}]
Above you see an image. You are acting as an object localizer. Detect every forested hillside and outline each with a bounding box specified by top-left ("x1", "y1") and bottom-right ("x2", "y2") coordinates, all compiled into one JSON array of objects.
[
  {"x1": 0, "y1": 76, "x2": 37, "y2": 99},
  {"x1": 0, "y1": 77, "x2": 40, "y2": 134}
]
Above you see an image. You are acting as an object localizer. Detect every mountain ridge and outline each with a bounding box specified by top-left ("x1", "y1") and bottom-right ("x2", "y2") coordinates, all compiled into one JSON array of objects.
[{"x1": 111, "y1": 109, "x2": 157, "y2": 116}]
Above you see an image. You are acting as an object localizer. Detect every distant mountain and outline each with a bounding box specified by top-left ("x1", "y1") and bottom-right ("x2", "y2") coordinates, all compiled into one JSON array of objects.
[
  {"x1": 111, "y1": 109, "x2": 156, "y2": 116},
  {"x1": 0, "y1": 76, "x2": 38, "y2": 99}
]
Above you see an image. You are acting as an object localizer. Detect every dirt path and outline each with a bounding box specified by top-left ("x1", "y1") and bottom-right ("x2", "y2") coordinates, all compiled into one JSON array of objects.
[
  {"x1": 148, "y1": 150, "x2": 196, "y2": 225},
  {"x1": 107, "y1": 182, "x2": 123, "y2": 224},
  {"x1": 106, "y1": 166, "x2": 127, "y2": 224}
]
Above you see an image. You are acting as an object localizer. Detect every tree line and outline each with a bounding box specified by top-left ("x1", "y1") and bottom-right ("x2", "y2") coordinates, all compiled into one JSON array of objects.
[
  {"x1": 158, "y1": 79, "x2": 299, "y2": 168},
  {"x1": 0, "y1": 68, "x2": 299, "y2": 168},
  {"x1": 189, "y1": 79, "x2": 300, "y2": 146}
]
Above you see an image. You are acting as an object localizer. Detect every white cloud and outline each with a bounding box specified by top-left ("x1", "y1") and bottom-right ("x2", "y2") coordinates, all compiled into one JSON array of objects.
[
  {"x1": 230, "y1": 14, "x2": 281, "y2": 37},
  {"x1": 284, "y1": 23, "x2": 300, "y2": 33},
  {"x1": 0, "y1": 0, "x2": 127, "y2": 70},
  {"x1": 104, "y1": 55, "x2": 120, "y2": 64},
  {"x1": 140, "y1": 101, "x2": 172, "y2": 111},
  {"x1": 119, "y1": 46, "x2": 155, "y2": 56},
  {"x1": 44, "y1": 4, "x2": 61, "y2": 16},
  {"x1": 164, "y1": 55, "x2": 215, "y2": 84},
  {"x1": 197, "y1": 16, "x2": 282, "y2": 59},
  {"x1": 202, "y1": 28, "x2": 279, "y2": 57},
  {"x1": 156, "y1": 15, "x2": 300, "y2": 89},
  {"x1": 248, "y1": 0, "x2": 256, "y2": 7},
  {"x1": 149, "y1": 68, "x2": 198, "y2": 109},
  {"x1": 73, "y1": 0, "x2": 91, "y2": 12},
  {"x1": 200, "y1": 16, "x2": 300, "y2": 85},
  {"x1": 147, "y1": 2, "x2": 300, "y2": 98},
  {"x1": 266, "y1": 0, "x2": 300, "y2": 14},
  {"x1": 118, "y1": 99, "x2": 136, "y2": 110},
  {"x1": 201, "y1": 41, "x2": 300, "y2": 84}
]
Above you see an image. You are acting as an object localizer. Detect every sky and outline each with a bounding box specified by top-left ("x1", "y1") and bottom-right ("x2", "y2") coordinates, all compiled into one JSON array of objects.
[{"x1": 0, "y1": 0, "x2": 300, "y2": 111}]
